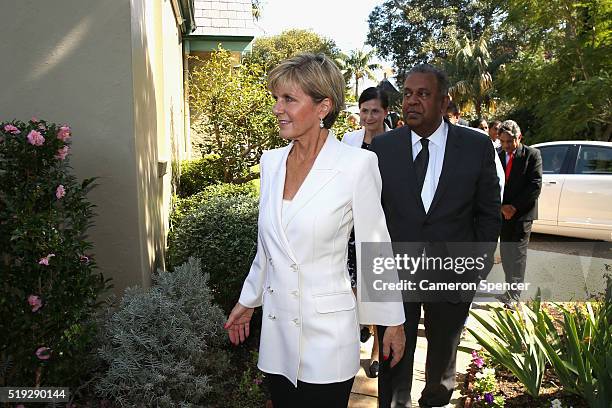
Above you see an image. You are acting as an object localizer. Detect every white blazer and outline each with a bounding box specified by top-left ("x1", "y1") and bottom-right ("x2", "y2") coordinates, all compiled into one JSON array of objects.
[
  {"x1": 341, "y1": 124, "x2": 391, "y2": 148},
  {"x1": 239, "y1": 132, "x2": 405, "y2": 386}
]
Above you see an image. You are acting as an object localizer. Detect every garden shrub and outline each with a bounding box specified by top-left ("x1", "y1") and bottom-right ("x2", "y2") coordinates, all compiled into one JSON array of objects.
[
  {"x1": 178, "y1": 154, "x2": 225, "y2": 197},
  {"x1": 0, "y1": 118, "x2": 110, "y2": 387},
  {"x1": 96, "y1": 258, "x2": 230, "y2": 407},
  {"x1": 170, "y1": 181, "x2": 257, "y2": 230},
  {"x1": 167, "y1": 194, "x2": 259, "y2": 313}
]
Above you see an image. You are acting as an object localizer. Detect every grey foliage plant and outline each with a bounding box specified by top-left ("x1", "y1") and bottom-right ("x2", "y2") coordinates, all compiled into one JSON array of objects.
[{"x1": 96, "y1": 258, "x2": 229, "y2": 407}]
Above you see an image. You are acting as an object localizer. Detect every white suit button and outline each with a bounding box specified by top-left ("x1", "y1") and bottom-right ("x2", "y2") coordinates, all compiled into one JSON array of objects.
[
  {"x1": 266, "y1": 286, "x2": 274, "y2": 293},
  {"x1": 291, "y1": 290, "x2": 299, "y2": 297},
  {"x1": 292, "y1": 318, "x2": 300, "y2": 326},
  {"x1": 290, "y1": 263, "x2": 298, "y2": 272},
  {"x1": 268, "y1": 314, "x2": 276, "y2": 320}
]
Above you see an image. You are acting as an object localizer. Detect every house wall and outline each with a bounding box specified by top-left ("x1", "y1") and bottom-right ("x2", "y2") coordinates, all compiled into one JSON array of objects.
[{"x1": 0, "y1": 0, "x2": 188, "y2": 295}]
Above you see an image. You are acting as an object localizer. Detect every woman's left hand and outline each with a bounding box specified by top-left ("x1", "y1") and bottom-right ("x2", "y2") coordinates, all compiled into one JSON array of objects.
[{"x1": 382, "y1": 324, "x2": 406, "y2": 368}]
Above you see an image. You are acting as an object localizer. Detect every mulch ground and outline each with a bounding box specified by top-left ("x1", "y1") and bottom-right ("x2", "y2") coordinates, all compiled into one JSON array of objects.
[{"x1": 460, "y1": 362, "x2": 589, "y2": 408}]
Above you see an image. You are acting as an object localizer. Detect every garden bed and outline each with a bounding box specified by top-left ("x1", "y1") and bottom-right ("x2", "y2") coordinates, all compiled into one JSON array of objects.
[{"x1": 461, "y1": 354, "x2": 589, "y2": 408}]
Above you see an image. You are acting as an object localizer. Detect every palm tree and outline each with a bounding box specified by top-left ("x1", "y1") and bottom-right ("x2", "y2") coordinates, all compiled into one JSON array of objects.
[
  {"x1": 336, "y1": 49, "x2": 382, "y2": 100},
  {"x1": 446, "y1": 36, "x2": 498, "y2": 117}
]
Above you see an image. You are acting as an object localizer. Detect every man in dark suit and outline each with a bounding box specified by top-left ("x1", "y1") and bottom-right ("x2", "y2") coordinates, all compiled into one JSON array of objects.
[
  {"x1": 371, "y1": 65, "x2": 502, "y2": 408},
  {"x1": 497, "y1": 120, "x2": 542, "y2": 305}
]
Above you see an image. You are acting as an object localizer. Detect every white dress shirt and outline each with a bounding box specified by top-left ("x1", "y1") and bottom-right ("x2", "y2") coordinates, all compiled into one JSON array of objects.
[{"x1": 411, "y1": 120, "x2": 447, "y2": 212}]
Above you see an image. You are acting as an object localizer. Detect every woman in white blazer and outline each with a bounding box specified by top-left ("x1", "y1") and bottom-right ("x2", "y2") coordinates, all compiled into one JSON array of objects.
[
  {"x1": 224, "y1": 54, "x2": 406, "y2": 407},
  {"x1": 341, "y1": 87, "x2": 392, "y2": 150},
  {"x1": 341, "y1": 86, "x2": 392, "y2": 379}
]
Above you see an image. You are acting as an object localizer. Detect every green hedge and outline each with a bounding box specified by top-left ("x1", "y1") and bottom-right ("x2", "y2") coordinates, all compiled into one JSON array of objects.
[
  {"x1": 178, "y1": 154, "x2": 225, "y2": 197},
  {"x1": 167, "y1": 194, "x2": 259, "y2": 313},
  {"x1": 170, "y1": 182, "x2": 257, "y2": 231}
]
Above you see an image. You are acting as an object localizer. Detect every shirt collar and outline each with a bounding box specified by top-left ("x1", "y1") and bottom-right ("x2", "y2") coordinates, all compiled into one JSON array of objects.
[{"x1": 411, "y1": 120, "x2": 447, "y2": 148}]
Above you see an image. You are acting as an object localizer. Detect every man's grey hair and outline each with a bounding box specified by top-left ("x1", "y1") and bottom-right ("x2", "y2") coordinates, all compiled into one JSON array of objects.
[
  {"x1": 407, "y1": 64, "x2": 450, "y2": 97},
  {"x1": 499, "y1": 120, "x2": 522, "y2": 138}
]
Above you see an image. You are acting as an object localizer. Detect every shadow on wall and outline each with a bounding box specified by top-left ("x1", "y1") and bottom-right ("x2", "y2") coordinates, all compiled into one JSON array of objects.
[{"x1": 129, "y1": 0, "x2": 165, "y2": 285}]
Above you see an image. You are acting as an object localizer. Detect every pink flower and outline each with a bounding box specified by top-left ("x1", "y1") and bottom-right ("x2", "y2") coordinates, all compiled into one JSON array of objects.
[
  {"x1": 3, "y1": 124, "x2": 21, "y2": 134},
  {"x1": 55, "y1": 145, "x2": 70, "y2": 160},
  {"x1": 38, "y1": 253, "x2": 55, "y2": 265},
  {"x1": 28, "y1": 294, "x2": 43, "y2": 312},
  {"x1": 56, "y1": 185, "x2": 66, "y2": 199},
  {"x1": 31, "y1": 116, "x2": 40, "y2": 123},
  {"x1": 80, "y1": 254, "x2": 90, "y2": 264},
  {"x1": 56, "y1": 125, "x2": 71, "y2": 142},
  {"x1": 26, "y1": 130, "x2": 45, "y2": 146},
  {"x1": 471, "y1": 350, "x2": 485, "y2": 368},
  {"x1": 35, "y1": 346, "x2": 51, "y2": 360}
]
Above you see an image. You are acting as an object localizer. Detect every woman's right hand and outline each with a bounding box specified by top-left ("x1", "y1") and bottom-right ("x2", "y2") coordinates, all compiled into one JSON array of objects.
[{"x1": 224, "y1": 302, "x2": 255, "y2": 345}]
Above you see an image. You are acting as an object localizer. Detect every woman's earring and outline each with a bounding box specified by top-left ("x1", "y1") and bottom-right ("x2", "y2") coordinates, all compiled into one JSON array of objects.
[{"x1": 319, "y1": 118, "x2": 324, "y2": 128}]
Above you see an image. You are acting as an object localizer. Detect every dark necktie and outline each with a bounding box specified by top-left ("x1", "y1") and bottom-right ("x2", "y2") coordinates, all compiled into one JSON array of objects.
[{"x1": 414, "y1": 138, "x2": 430, "y2": 193}]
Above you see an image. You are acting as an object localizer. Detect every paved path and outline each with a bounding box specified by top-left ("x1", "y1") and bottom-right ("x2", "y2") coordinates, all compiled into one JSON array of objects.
[{"x1": 348, "y1": 309, "x2": 482, "y2": 408}]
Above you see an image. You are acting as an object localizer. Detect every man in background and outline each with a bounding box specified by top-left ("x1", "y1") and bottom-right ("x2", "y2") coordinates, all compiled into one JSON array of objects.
[
  {"x1": 488, "y1": 120, "x2": 502, "y2": 151},
  {"x1": 445, "y1": 100, "x2": 468, "y2": 126},
  {"x1": 498, "y1": 120, "x2": 542, "y2": 306}
]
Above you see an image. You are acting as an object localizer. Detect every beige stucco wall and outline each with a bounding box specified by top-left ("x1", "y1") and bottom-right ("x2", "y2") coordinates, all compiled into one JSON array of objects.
[{"x1": 0, "y1": 0, "x2": 187, "y2": 295}]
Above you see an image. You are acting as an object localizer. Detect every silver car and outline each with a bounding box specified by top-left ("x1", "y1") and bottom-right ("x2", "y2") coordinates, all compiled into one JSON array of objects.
[{"x1": 531, "y1": 141, "x2": 612, "y2": 241}]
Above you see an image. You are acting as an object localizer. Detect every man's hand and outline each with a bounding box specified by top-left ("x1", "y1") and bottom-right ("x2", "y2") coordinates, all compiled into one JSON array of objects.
[
  {"x1": 501, "y1": 204, "x2": 517, "y2": 220},
  {"x1": 224, "y1": 302, "x2": 254, "y2": 345},
  {"x1": 382, "y1": 324, "x2": 406, "y2": 368}
]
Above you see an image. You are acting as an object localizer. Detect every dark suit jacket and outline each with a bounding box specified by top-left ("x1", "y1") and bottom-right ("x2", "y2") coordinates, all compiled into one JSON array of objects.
[
  {"x1": 371, "y1": 121, "x2": 502, "y2": 288},
  {"x1": 499, "y1": 144, "x2": 543, "y2": 221}
]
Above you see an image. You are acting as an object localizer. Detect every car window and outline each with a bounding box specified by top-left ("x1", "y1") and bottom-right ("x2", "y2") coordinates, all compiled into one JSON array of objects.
[
  {"x1": 538, "y1": 145, "x2": 569, "y2": 174},
  {"x1": 575, "y1": 146, "x2": 612, "y2": 174}
]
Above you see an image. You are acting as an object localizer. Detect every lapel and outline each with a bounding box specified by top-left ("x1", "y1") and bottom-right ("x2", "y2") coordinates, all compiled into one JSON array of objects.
[
  {"x1": 267, "y1": 133, "x2": 341, "y2": 261},
  {"x1": 509, "y1": 144, "x2": 525, "y2": 181},
  {"x1": 395, "y1": 126, "x2": 426, "y2": 214},
  {"x1": 500, "y1": 145, "x2": 524, "y2": 183},
  {"x1": 268, "y1": 143, "x2": 298, "y2": 264},
  {"x1": 282, "y1": 133, "x2": 341, "y2": 227},
  {"x1": 426, "y1": 123, "x2": 462, "y2": 217},
  {"x1": 354, "y1": 128, "x2": 366, "y2": 147},
  {"x1": 499, "y1": 150, "x2": 507, "y2": 171}
]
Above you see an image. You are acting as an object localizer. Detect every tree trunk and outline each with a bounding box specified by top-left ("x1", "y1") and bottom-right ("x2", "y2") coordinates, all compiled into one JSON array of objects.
[{"x1": 354, "y1": 73, "x2": 359, "y2": 101}]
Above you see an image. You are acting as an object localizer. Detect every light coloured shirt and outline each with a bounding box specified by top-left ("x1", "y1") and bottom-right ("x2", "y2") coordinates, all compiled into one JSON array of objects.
[
  {"x1": 411, "y1": 120, "x2": 447, "y2": 213},
  {"x1": 493, "y1": 141, "x2": 505, "y2": 199},
  {"x1": 505, "y1": 149, "x2": 517, "y2": 165},
  {"x1": 281, "y1": 199, "x2": 292, "y2": 230}
]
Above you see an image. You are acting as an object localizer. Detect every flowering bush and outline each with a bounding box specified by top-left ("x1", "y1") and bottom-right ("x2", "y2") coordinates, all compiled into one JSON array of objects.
[
  {"x1": 470, "y1": 350, "x2": 505, "y2": 407},
  {"x1": 0, "y1": 118, "x2": 110, "y2": 387}
]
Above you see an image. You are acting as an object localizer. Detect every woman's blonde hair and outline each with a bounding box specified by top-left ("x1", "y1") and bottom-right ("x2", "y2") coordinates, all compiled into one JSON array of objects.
[{"x1": 267, "y1": 53, "x2": 345, "y2": 129}]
